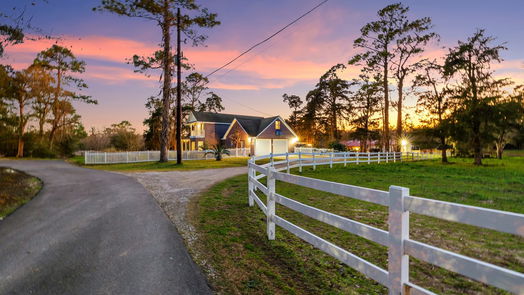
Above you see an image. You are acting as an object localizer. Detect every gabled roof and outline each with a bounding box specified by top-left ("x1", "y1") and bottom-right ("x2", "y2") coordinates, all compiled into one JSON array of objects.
[
  {"x1": 190, "y1": 111, "x2": 263, "y2": 124},
  {"x1": 257, "y1": 116, "x2": 279, "y2": 134},
  {"x1": 189, "y1": 111, "x2": 297, "y2": 139}
]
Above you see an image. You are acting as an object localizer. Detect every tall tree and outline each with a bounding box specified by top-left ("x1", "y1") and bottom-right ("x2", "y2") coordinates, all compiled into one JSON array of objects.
[
  {"x1": 0, "y1": 24, "x2": 24, "y2": 57},
  {"x1": 28, "y1": 65, "x2": 55, "y2": 137},
  {"x1": 351, "y1": 74, "x2": 382, "y2": 152},
  {"x1": 181, "y1": 72, "x2": 224, "y2": 113},
  {"x1": 282, "y1": 93, "x2": 303, "y2": 130},
  {"x1": 301, "y1": 88, "x2": 326, "y2": 145},
  {"x1": 3, "y1": 67, "x2": 33, "y2": 157},
  {"x1": 444, "y1": 29, "x2": 508, "y2": 165},
  {"x1": 198, "y1": 93, "x2": 224, "y2": 113},
  {"x1": 491, "y1": 85, "x2": 524, "y2": 159},
  {"x1": 318, "y1": 64, "x2": 351, "y2": 142},
  {"x1": 143, "y1": 96, "x2": 163, "y2": 150},
  {"x1": 413, "y1": 59, "x2": 453, "y2": 162},
  {"x1": 1, "y1": 1, "x2": 50, "y2": 57},
  {"x1": 183, "y1": 72, "x2": 208, "y2": 111},
  {"x1": 34, "y1": 45, "x2": 96, "y2": 146},
  {"x1": 0, "y1": 65, "x2": 17, "y2": 153},
  {"x1": 349, "y1": 3, "x2": 407, "y2": 151},
  {"x1": 95, "y1": 0, "x2": 220, "y2": 163},
  {"x1": 390, "y1": 9, "x2": 438, "y2": 147}
]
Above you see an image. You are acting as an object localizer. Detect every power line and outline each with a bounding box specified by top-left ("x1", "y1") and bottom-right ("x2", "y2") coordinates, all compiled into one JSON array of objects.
[
  {"x1": 205, "y1": 0, "x2": 329, "y2": 79},
  {"x1": 221, "y1": 97, "x2": 273, "y2": 116}
]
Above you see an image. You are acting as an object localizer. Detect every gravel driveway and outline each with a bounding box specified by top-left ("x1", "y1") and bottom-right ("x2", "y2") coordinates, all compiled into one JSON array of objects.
[{"x1": 124, "y1": 167, "x2": 247, "y2": 276}]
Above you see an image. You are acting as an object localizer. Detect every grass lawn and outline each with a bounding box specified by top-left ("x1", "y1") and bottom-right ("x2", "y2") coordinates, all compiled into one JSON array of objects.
[
  {"x1": 69, "y1": 156, "x2": 250, "y2": 172},
  {"x1": 505, "y1": 150, "x2": 524, "y2": 157},
  {"x1": 0, "y1": 167, "x2": 42, "y2": 219},
  {"x1": 191, "y1": 157, "x2": 524, "y2": 295}
]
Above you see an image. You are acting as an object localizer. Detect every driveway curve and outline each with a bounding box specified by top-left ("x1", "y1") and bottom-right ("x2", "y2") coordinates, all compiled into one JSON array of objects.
[{"x1": 0, "y1": 160, "x2": 211, "y2": 295}]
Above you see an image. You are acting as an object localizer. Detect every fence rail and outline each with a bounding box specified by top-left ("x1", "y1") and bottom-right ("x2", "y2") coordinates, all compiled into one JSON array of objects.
[
  {"x1": 84, "y1": 148, "x2": 250, "y2": 164},
  {"x1": 247, "y1": 151, "x2": 524, "y2": 294}
]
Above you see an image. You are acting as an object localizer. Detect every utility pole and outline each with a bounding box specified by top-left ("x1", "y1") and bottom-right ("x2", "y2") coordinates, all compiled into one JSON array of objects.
[{"x1": 176, "y1": 7, "x2": 182, "y2": 164}]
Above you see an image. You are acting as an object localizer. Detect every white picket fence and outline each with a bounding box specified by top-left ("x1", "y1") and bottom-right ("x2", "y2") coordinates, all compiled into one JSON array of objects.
[
  {"x1": 247, "y1": 151, "x2": 524, "y2": 294},
  {"x1": 84, "y1": 148, "x2": 250, "y2": 164}
]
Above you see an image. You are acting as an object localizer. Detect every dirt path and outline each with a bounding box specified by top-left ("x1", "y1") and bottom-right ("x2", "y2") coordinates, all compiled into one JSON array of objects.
[{"x1": 124, "y1": 166, "x2": 247, "y2": 275}]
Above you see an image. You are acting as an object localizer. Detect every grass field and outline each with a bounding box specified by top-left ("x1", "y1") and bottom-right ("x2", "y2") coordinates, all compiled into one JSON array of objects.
[
  {"x1": 191, "y1": 157, "x2": 524, "y2": 295},
  {"x1": 69, "y1": 156, "x2": 250, "y2": 172},
  {"x1": 505, "y1": 150, "x2": 524, "y2": 157},
  {"x1": 0, "y1": 167, "x2": 42, "y2": 219}
]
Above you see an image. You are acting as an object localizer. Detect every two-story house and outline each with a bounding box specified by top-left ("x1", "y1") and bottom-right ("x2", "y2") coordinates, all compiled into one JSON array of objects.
[{"x1": 183, "y1": 111, "x2": 298, "y2": 156}]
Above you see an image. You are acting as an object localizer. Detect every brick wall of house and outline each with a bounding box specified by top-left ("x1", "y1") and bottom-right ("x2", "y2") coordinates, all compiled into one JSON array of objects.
[
  {"x1": 204, "y1": 123, "x2": 230, "y2": 145},
  {"x1": 224, "y1": 121, "x2": 250, "y2": 148}
]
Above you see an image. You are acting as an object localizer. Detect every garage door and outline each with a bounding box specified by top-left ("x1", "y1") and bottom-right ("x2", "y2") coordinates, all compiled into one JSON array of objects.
[
  {"x1": 255, "y1": 139, "x2": 271, "y2": 156},
  {"x1": 272, "y1": 139, "x2": 288, "y2": 155}
]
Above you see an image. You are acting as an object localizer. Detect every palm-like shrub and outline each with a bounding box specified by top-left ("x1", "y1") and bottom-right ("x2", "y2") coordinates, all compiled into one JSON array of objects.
[{"x1": 204, "y1": 143, "x2": 230, "y2": 161}]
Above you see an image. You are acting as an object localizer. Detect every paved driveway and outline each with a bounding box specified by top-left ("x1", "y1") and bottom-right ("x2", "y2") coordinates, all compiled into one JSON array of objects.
[{"x1": 0, "y1": 160, "x2": 211, "y2": 295}]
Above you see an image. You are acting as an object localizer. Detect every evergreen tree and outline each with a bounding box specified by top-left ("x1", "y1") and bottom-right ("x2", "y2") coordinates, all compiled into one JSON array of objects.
[
  {"x1": 444, "y1": 29, "x2": 508, "y2": 165},
  {"x1": 95, "y1": 0, "x2": 220, "y2": 163}
]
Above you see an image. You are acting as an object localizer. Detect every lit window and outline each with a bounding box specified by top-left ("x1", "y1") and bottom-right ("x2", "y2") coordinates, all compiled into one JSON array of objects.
[{"x1": 275, "y1": 120, "x2": 281, "y2": 130}]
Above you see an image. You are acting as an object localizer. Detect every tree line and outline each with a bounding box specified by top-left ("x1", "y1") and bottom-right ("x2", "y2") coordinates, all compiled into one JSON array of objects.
[
  {"x1": 282, "y1": 3, "x2": 524, "y2": 165},
  {"x1": 0, "y1": 44, "x2": 96, "y2": 157},
  {"x1": 1, "y1": 0, "x2": 221, "y2": 159}
]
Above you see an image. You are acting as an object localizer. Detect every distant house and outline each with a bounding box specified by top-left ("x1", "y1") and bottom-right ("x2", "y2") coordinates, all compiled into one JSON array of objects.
[
  {"x1": 184, "y1": 111, "x2": 298, "y2": 156},
  {"x1": 341, "y1": 139, "x2": 380, "y2": 152}
]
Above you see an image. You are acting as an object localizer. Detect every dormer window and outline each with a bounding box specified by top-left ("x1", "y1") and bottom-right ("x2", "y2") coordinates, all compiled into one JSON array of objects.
[{"x1": 275, "y1": 120, "x2": 282, "y2": 136}]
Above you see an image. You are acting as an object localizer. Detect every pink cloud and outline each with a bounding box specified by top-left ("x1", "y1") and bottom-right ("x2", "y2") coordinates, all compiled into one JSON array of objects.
[
  {"x1": 84, "y1": 65, "x2": 157, "y2": 84},
  {"x1": 3, "y1": 33, "x2": 519, "y2": 91},
  {"x1": 8, "y1": 35, "x2": 157, "y2": 64}
]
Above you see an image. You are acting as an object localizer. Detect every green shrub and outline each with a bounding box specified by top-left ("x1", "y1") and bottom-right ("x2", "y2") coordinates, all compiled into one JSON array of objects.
[{"x1": 328, "y1": 141, "x2": 347, "y2": 152}]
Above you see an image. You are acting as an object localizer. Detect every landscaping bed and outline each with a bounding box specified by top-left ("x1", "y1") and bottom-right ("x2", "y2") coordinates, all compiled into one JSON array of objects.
[
  {"x1": 0, "y1": 167, "x2": 42, "y2": 219},
  {"x1": 190, "y1": 158, "x2": 524, "y2": 294}
]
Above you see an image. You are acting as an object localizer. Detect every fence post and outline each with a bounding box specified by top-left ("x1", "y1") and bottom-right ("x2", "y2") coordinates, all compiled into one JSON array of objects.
[
  {"x1": 126, "y1": 151, "x2": 129, "y2": 163},
  {"x1": 388, "y1": 186, "x2": 410, "y2": 295},
  {"x1": 378, "y1": 152, "x2": 381, "y2": 164},
  {"x1": 104, "y1": 152, "x2": 107, "y2": 164},
  {"x1": 270, "y1": 153, "x2": 274, "y2": 167},
  {"x1": 298, "y1": 151, "x2": 303, "y2": 173},
  {"x1": 286, "y1": 152, "x2": 290, "y2": 174},
  {"x1": 84, "y1": 151, "x2": 88, "y2": 164},
  {"x1": 356, "y1": 152, "x2": 360, "y2": 165},
  {"x1": 248, "y1": 158, "x2": 254, "y2": 207},
  {"x1": 267, "y1": 167, "x2": 276, "y2": 240},
  {"x1": 313, "y1": 153, "x2": 316, "y2": 170},
  {"x1": 386, "y1": 151, "x2": 389, "y2": 163},
  {"x1": 330, "y1": 151, "x2": 333, "y2": 168},
  {"x1": 368, "y1": 151, "x2": 371, "y2": 164},
  {"x1": 344, "y1": 152, "x2": 347, "y2": 167}
]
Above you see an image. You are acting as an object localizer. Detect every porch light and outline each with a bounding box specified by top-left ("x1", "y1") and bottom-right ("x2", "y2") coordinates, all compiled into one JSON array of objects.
[
  {"x1": 401, "y1": 139, "x2": 408, "y2": 146},
  {"x1": 291, "y1": 137, "x2": 299, "y2": 144}
]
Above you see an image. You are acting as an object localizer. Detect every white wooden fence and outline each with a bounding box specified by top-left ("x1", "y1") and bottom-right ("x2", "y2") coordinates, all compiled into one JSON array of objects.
[
  {"x1": 84, "y1": 148, "x2": 250, "y2": 164},
  {"x1": 247, "y1": 152, "x2": 524, "y2": 294},
  {"x1": 294, "y1": 147, "x2": 333, "y2": 153}
]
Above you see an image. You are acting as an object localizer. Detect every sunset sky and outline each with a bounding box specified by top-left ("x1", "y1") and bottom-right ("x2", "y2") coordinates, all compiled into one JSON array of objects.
[{"x1": 2, "y1": 0, "x2": 523, "y2": 132}]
